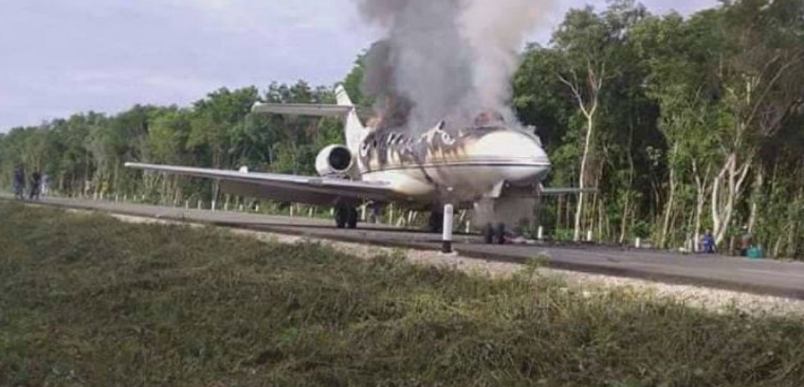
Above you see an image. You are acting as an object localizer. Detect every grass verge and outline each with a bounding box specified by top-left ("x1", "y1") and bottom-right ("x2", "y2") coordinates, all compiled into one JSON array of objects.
[{"x1": 1, "y1": 202, "x2": 803, "y2": 386}]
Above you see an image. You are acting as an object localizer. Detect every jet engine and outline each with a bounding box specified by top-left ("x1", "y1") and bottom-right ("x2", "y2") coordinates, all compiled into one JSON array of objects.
[{"x1": 315, "y1": 145, "x2": 354, "y2": 177}]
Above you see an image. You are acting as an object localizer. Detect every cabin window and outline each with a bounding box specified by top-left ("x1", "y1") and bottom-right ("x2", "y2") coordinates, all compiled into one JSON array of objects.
[{"x1": 441, "y1": 132, "x2": 456, "y2": 145}]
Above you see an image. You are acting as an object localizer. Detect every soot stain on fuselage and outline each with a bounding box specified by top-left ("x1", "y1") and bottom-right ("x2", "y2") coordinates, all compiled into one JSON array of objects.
[{"x1": 358, "y1": 126, "x2": 508, "y2": 173}]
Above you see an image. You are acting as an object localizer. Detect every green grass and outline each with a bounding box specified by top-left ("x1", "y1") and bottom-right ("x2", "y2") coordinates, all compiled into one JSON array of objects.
[{"x1": 1, "y1": 202, "x2": 803, "y2": 387}]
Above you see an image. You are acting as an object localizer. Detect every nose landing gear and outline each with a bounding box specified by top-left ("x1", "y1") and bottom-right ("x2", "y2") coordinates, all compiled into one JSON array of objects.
[
  {"x1": 428, "y1": 210, "x2": 444, "y2": 233},
  {"x1": 482, "y1": 222, "x2": 506, "y2": 245},
  {"x1": 335, "y1": 205, "x2": 358, "y2": 229}
]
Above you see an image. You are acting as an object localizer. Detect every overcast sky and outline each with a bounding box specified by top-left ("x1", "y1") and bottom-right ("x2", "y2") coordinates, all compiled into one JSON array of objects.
[{"x1": 0, "y1": 0, "x2": 718, "y2": 132}]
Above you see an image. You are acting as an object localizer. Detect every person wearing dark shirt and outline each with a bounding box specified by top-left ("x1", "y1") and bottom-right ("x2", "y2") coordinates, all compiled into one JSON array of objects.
[
  {"x1": 701, "y1": 230, "x2": 716, "y2": 254},
  {"x1": 13, "y1": 166, "x2": 25, "y2": 200},
  {"x1": 29, "y1": 171, "x2": 41, "y2": 200}
]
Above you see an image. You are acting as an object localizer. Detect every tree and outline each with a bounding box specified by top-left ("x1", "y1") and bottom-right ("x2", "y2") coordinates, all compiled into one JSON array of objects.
[{"x1": 552, "y1": 1, "x2": 647, "y2": 241}]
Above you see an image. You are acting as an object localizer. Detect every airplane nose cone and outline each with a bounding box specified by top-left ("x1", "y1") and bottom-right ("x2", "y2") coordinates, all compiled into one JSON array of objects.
[
  {"x1": 471, "y1": 129, "x2": 551, "y2": 184},
  {"x1": 472, "y1": 130, "x2": 549, "y2": 163}
]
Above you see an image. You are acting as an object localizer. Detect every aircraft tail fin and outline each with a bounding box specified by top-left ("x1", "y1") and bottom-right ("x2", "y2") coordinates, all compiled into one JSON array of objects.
[
  {"x1": 335, "y1": 85, "x2": 366, "y2": 152},
  {"x1": 251, "y1": 85, "x2": 366, "y2": 152}
]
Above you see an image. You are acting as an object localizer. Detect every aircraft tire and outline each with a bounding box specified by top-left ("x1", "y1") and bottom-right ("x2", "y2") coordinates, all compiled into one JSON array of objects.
[
  {"x1": 494, "y1": 222, "x2": 506, "y2": 245},
  {"x1": 347, "y1": 207, "x2": 358, "y2": 229},
  {"x1": 429, "y1": 211, "x2": 444, "y2": 233},
  {"x1": 482, "y1": 223, "x2": 494, "y2": 244},
  {"x1": 335, "y1": 205, "x2": 348, "y2": 229}
]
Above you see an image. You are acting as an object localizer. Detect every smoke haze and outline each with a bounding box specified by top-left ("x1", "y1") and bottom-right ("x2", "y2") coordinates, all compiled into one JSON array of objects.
[{"x1": 354, "y1": 0, "x2": 553, "y2": 131}]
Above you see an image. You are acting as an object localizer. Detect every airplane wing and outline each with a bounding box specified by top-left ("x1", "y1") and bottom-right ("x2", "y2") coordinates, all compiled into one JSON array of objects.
[
  {"x1": 125, "y1": 163, "x2": 402, "y2": 206},
  {"x1": 540, "y1": 186, "x2": 598, "y2": 196},
  {"x1": 251, "y1": 103, "x2": 353, "y2": 117}
]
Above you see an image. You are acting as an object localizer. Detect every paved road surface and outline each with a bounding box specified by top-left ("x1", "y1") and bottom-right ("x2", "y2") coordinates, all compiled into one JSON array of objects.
[{"x1": 5, "y1": 195, "x2": 804, "y2": 300}]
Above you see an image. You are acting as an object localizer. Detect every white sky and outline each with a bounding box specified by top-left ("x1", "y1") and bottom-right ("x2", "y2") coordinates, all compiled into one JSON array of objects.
[{"x1": 0, "y1": 0, "x2": 718, "y2": 131}]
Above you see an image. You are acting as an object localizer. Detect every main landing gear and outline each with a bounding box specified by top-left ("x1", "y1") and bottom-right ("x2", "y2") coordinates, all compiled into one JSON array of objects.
[
  {"x1": 334, "y1": 204, "x2": 358, "y2": 229},
  {"x1": 482, "y1": 222, "x2": 506, "y2": 245},
  {"x1": 428, "y1": 211, "x2": 444, "y2": 233}
]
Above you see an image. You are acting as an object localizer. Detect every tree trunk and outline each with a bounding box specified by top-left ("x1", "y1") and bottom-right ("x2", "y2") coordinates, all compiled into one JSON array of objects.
[
  {"x1": 660, "y1": 144, "x2": 679, "y2": 249},
  {"x1": 556, "y1": 196, "x2": 563, "y2": 232},
  {"x1": 573, "y1": 114, "x2": 595, "y2": 241},
  {"x1": 747, "y1": 166, "x2": 764, "y2": 234},
  {"x1": 619, "y1": 128, "x2": 636, "y2": 244},
  {"x1": 711, "y1": 152, "x2": 751, "y2": 245},
  {"x1": 619, "y1": 192, "x2": 630, "y2": 244},
  {"x1": 692, "y1": 160, "x2": 709, "y2": 252}
]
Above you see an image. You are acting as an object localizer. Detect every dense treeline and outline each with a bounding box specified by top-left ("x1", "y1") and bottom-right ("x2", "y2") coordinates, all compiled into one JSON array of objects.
[
  {"x1": 512, "y1": 0, "x2": 804, "y2": 257},
  {"x1": 1, "y1": 0, "x2": 802, "y2": 257},
  {"x1": 0, "y1": 83, "x2": 344, "y2": 206}
]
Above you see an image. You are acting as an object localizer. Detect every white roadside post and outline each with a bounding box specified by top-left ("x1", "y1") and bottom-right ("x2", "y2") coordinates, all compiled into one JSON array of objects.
[
  {"x1": 587, "y1": 230, "x2": 593, "y2": 243},
  {"x1": 442, "y1": 204, "x2": 454, "y2": 254},
  {"x1": 211, "y1": 200, "x2": 217, "y2": 212},
  {"x1": 635, "y1": 238, "x2": 642, "y2": 249},
  {"x1": 537, "y1": 226, "x2": 544, "y2": 241}
]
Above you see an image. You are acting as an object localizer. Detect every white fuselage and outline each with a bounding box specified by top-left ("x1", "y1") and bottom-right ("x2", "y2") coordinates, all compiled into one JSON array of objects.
[{"x1": 355, "y1": 125, "x2": 551, "y2": 205}]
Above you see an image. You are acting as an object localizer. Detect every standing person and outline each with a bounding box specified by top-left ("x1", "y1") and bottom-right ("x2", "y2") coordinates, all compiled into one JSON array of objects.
[
  {"x1": 29, "y1": 171, "x2": 41, "y2": 201},
  {"x1": 13, "y1": 166, "x2": 25, "y2": 200},
  {"x1": 739, "y1": 226, "x2": 753, "y2": 257},
  {"x1": 41, "y1": 174, "x2": 50, "y2": 197},
  {"x1": 701, "y1": 230, "x2": 716, "y2": 254}
]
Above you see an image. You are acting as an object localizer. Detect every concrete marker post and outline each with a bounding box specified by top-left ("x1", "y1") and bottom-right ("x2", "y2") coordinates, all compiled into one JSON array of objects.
[
  {"x1": 211, "y1": 200, "x2": 217, "y2": 212},
  {"x1": 587, "y1": 230, "x2": 593, "y2": 243},
  {"x1": 442, "y1": 204, "x2": 454, "y2": 254},
  {"x1": 537, "y1": 226, "x2": 544, "y2": 241},
  {"x1": 635, "y1": 238, "x2": 641, "y2": 249}
]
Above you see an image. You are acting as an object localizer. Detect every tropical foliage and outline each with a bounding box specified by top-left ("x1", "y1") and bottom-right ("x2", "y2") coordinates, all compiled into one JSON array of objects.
[{"x1": 1, "y1": 0, "x2": 802, "y2": 257}]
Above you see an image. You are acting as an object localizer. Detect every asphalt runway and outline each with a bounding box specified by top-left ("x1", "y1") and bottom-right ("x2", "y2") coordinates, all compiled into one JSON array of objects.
[{"x1": 5, "y1": 195, "x2": 804, "y2": 300}]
